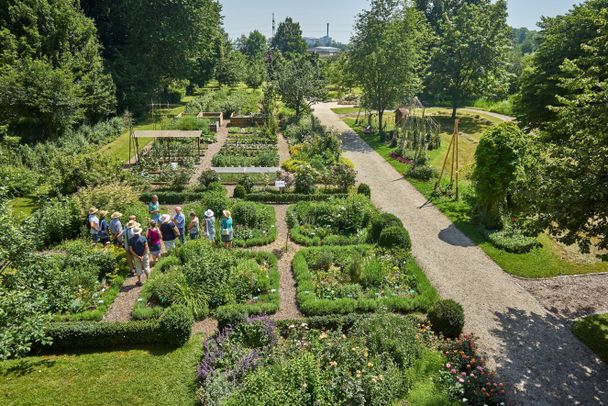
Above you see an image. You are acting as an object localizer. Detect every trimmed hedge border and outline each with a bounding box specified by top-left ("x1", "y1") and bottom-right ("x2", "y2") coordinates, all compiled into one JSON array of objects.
[
  {"x1": 293, "y1": 246, "x2": 438, "y2": 317},
  {"x1": 245, "y1": 192, "x2": 349, "y2": 204},
  {"x1": 35, "y1": 306, "x2": 194, "y2": 353}
]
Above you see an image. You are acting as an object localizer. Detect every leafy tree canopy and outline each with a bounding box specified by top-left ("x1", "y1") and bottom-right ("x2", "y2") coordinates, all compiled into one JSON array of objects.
[
  {"x1": 271, "y1": 17, "x2": 307, "y2": 55},
  {"x1": 0, "y1": 0, "x2": 115, "y2": 139},
  {"x1": 513, "y1": 0, "x2": 607, "y2": 132},
  {"x1": 349, "y1": 0, "x2": 432, "y2": 133},
  {"x1": 238, "y1": 30, "x2": 268, "y2": 59},
  {"x1": 275, "y1": 56, "x2": 326, "y2": 120},
  {"x1": 424, "y1": 0, "x2": 511, "y2": 117}
]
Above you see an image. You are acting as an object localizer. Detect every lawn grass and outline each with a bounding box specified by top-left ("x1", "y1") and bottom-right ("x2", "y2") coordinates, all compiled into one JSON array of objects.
[
  {"x1": 342, "y1": 116, "x2": 608, "y2": 278},
  {"x1": 331, "y1": 106, "x2": 361, "y2": 115},
  {"x1": 0, "y1": 334, "x2": 204, "y2": 406},
  {"x1": 405, "y1": 349, "x2": 459, "y2": 406},
  {"x1": 572, "y1": 313, "x2": 608, "y2": 363},
  {"x1": 8, "y1": 196, "x2": 38, "y2": 222}
]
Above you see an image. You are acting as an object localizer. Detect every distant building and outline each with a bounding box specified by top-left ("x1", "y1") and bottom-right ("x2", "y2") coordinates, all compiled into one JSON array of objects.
[{"x1": 308, "y1": 46, "x2": 341, "y2": 57}]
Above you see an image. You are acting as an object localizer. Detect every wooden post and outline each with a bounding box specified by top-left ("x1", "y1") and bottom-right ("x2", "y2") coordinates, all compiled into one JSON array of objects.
[
  {"x1": 434, "y1": 130, "x2": 455, "y2": 193},
  {"x1": 455, "y1": 120, "x2": 460, "y2": 200}
]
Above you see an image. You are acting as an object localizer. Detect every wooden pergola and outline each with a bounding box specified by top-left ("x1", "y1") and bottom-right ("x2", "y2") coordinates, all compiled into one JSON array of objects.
[{"x1": 129, "y1": 130, "x2": 203, "y2": 164}]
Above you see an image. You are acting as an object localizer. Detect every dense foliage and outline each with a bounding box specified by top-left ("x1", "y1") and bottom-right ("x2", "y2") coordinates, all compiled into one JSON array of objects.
[{"x1": 0, "y1": 0, "x2": 116, "y2": 139}]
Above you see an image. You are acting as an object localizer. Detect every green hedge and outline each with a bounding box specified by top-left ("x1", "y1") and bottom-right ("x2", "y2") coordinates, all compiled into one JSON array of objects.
[
  {"x1": 139, "y1": 191, "x2": 207, "y2": 204},
  {"x1": 292, "y1": 246, "x2": 438, "y2": 317},
  {"x1": 37, "y1": 306, "x2": 193, "y2": 352},
  {"x1": 245, "y1": 192, "x2": 349, "y2": 204}
]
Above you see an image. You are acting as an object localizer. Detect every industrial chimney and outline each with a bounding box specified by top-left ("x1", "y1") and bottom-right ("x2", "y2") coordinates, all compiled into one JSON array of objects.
[{"x1": 326, "y1": 23, "x2": 330, "y2": 38}]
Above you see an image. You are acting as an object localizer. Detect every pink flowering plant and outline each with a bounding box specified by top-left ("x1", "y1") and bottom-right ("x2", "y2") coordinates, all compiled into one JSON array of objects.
[{"x1": 440, "y1": 334, "x2": 506, "y2": 405}]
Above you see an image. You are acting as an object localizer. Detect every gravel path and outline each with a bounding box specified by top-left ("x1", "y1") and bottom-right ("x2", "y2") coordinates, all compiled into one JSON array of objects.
[
  {"x1": 313, "y1": 101, "x2": 608, "y2": 406},
  {"x1": 517, "y1": 273, "x2": 608, "y2": 320},
  {"x1": 277, "y1": 133, "x2": 291, "y2": 166},
  {"x1": 189, "y1": 123, "x2": 228, "y2": 186},
  {"x1": 103, "y1": 272, "x2": 150, "y2": 322}
]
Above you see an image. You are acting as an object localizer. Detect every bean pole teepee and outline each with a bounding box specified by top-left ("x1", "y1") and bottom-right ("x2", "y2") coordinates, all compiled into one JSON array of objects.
[
  {"x1": 433, "y1": 118, "x2": 460, "y2": 200},
  {"x1": 395, "y1": 98, "x2": 440, "y2": 167}
]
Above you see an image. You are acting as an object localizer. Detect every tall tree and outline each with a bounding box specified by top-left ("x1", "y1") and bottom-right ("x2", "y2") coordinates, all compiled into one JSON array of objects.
[
  {"x1": 425, "y1": 0, "x2": 511, "y2": 118},
  {"x1": 271, "y1": 17, "x2": 307, "y2": 55},
  {"x1": 81, "y1": 0, "x2": 223, "y2": 113},
  {"x1": 513, "y1": 0, "x2": 606, "y2": 132},
  {"x1": 415, "y1": 0, "x2": 482, "y2": 33},
  {"x1": 238, "y1": 30, "x2": 268, "y2": 59},
  {"x1": 349, "y1": 0, "x2": 432, "y2": 134},
  {"x1": 519, "y1": 8, "x2": 608, "y2": 251},
  {"x1": 275, "y1": 56, "x2": 325, "y2": 120},
  {"x1": 0, "y1": 0, "x2": 115, "y2": 139}
]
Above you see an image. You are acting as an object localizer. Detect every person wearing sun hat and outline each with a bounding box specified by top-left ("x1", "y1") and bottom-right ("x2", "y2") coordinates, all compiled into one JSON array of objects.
[
  {"x1": 173, "y1": 207, "x2": 186, "y2": 244},
  {"x1": 88, "y1": 208, "x2": 100, "y2": 245},
  {"x1": 128, "y1": 226, "x2": 150, "y2": 286},
  {"x1": 122, "y1": 218, "x2": 140, "y2": 275},
  {"x1": 109, "y1": 212, "x2": 123, "y2": 246},
  {"x1": 204, "y1": 209, "x2": 216, "y2": 243},
  {"x1": 159, "y1": 214, "x2": 180, "y2": 252},
  {"x1": 220, "y1": 209, "x2": 233, "y2": 248},
  {"x1": 98, "y1": 210, "x2": 110, "y2": 246}
]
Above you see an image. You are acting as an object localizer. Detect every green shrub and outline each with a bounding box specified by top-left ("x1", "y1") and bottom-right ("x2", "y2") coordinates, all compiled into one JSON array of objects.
[
  {"x1": 0, "y1": 165, "x2": 39, "y2": 197},
  {"x1": 139, "y1": 191, "x2": 207, "y2": 204},
  {"x1": 154, "y1": 256, "x2": 182, "y2": 273},
  {"x1": 215, "y1": 305, "x2": 249, "y2": 330},
  {"x1": 378, "y1": 226, "x2": 411, "y2": 250},
  {"x1": 24, "y1": 196, "x2": 81, "y2": 248},
  {"x1": 407, "y1": 165, "x2": 437, "y2": 181},
  {"x1": 233, "y1": 185, "x2": 247, "y2": 199},
  {"x1": 200, "y1": 190, "x2": 229, "y2": 218},
  {"x1": 198, "y1": 169, "x2": 220, "y2": 188},
  {"x1": 294, "y1": 164, "x2": 317, "y2": 194},
  {"x1": 159, "y1": 305, "x2": 194, "y2": 347},
  {"x1": 427, "y1": 299, "x2": 465, "y2": 339},
  {"x1": 357, "y1": 183, "x2": 371, "y2": 198},
  {"x1": 246, "y1": 192, "x2": 348, "y2": 204},
  {"x1": 361, "y1": 258, "x2": 386, "y2": 288},
  {"x1": 237, "y1": 176, "x2": 255, "y2": 193},
  {"x1": 369, "y1": 213, "x2": 404, "y2": 243},
  {"x1": 485, "y1": 228, "x2": 539, "y2": 253}
]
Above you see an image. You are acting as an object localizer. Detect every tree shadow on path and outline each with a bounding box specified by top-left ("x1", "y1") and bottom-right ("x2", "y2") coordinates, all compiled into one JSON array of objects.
[
  {"x1": 491, "y1": 308, "x2": 608, "y2": 405},
  {"x1": 438, "y1": 224, "x2": 476, "y2": 247}
]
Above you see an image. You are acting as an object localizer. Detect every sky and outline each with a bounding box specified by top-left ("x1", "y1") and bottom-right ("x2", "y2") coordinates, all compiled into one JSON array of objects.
[{"x1": 219, "y1": 0, "x2": 579, "y2": 43}]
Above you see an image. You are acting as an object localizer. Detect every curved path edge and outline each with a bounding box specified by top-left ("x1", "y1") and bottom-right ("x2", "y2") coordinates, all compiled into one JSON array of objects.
[{"x1": 313, "y1": 101, "x2": 608, "y2": 406}]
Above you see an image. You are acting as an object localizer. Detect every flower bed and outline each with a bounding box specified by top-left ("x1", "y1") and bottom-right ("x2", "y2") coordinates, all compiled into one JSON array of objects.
[
  {"x1": 132, "y1": 241, "x2": 279, "y2": 321},
  {"x1": 293, "y1": 245, "x2": 437, "y2": 316},
  {"x1": 195, "y1": 313, "x2": 454, "y2": 405},
  {"x1": 287, "y1": 194, "x2": 376, "y2": 246},
  {"x1": 185, "y1": 197, "x2": 277, "y2": 247}
]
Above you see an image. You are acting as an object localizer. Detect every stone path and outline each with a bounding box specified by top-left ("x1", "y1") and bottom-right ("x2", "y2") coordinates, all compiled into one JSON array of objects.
[
  {"x1": 277, "y1": 133, "x2": 290, "y2": 166},
  {"x1": 189, "y1": 123, "x2": 229, "y2": 186},
  {"x1": 103, "y1": 272, "x2": 150, "y2": 322},
  {"x1": 313, "y1": 101, "x2": 608, "y2": 406}
]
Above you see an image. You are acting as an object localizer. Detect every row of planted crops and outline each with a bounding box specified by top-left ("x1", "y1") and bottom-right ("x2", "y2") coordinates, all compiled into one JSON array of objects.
[{"x1": 212, "y1": 126, "x2": 280, "y2": 168}]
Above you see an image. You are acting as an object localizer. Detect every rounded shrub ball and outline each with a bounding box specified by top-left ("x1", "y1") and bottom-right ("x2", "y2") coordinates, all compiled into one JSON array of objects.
[
  {"x1": 233, "y1": 184, "x2": 247, "y2": 199},
  {"x1": 369, "y1": 213, "x2": 404, "y2": 243},
  {"x1": 427, "y1": 299, "x2": 465, "y2": 339},
  {"x1": 357, "y1": 183, "x2": 371, "y2": 198},
  {"x1": 378, "y1": 226, "x2": 411, "y2": 250},
  {"x1": 159, "y1": 305, "x2": 194, "y2": 347}
]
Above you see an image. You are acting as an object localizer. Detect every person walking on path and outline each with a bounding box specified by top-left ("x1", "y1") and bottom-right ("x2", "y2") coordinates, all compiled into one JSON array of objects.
[
  {"x1": 129, "y1": 226, "x2": 150, "y2": 286},
  {"x1": 109, "y1": 212, "x2": 123, "y2": 246},
  {"x1": 148, "y1": 195, "x2": 161, "y2": 224},
  {"x1": 220, "y1": 210, "x2": 234, "y2": 248},
  {"x1": 204, "y1": 209, "x2": 216, "y2": 243},
  {"x1": 160, "y1": 214, "x2": 180, "y2": 252},
  {"x1": 173, "y1": 207, "x2": 186, "y2": 244},
  {"x1": 123, "y1": 218, "x2": 139, "y2": 275},
  {"x1": 88, "y1": 208, "x2": 100, "y2": 245},
  {"x1": 188, "y1": 211, "x2": 200, "y2": 240},
  {"x1": 146, "y1": 220, "x2": 162, "y2": 265},
  {"x1": 98, "y1": 210, "x2": 110, "y2": 246}
]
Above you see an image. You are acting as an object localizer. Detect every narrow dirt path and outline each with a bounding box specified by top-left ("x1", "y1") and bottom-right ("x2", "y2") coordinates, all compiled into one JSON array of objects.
[
  {"x1": 103, "y1": 273, "x2": 148, "y2": 322},
  {"x1": 517, "y1": 273, "x2": 608, "y2": 319},
  {"x1": 459, "y1": 108, "x2": 515, "y2": 122},
  {"x1": 313, "y1": 101, "x2": 608, "y2": 406},
  {"x1": 277, "y1": 133, "x2": 290, "y2": 166},
  {"x1": 251, "y1": 204, "x2": 302, "y2": 320},
  {"x1": 189, "y1": 123, "x2": 229, "y2": 186}
]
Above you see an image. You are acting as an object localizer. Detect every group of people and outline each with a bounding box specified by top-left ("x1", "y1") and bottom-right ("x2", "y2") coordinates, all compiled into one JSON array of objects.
[{"x1": 87, "y1": 194, "x2": 234, "y2": 286}]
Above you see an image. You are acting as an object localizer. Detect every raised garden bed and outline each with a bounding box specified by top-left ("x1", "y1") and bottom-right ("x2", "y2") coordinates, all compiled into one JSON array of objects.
[
  {"x1": 132, "y1": 241, "x2": 279, "y2": 321},
  {"x1": 293, "y1": 245, "x2": 437, "y2": 316}
]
